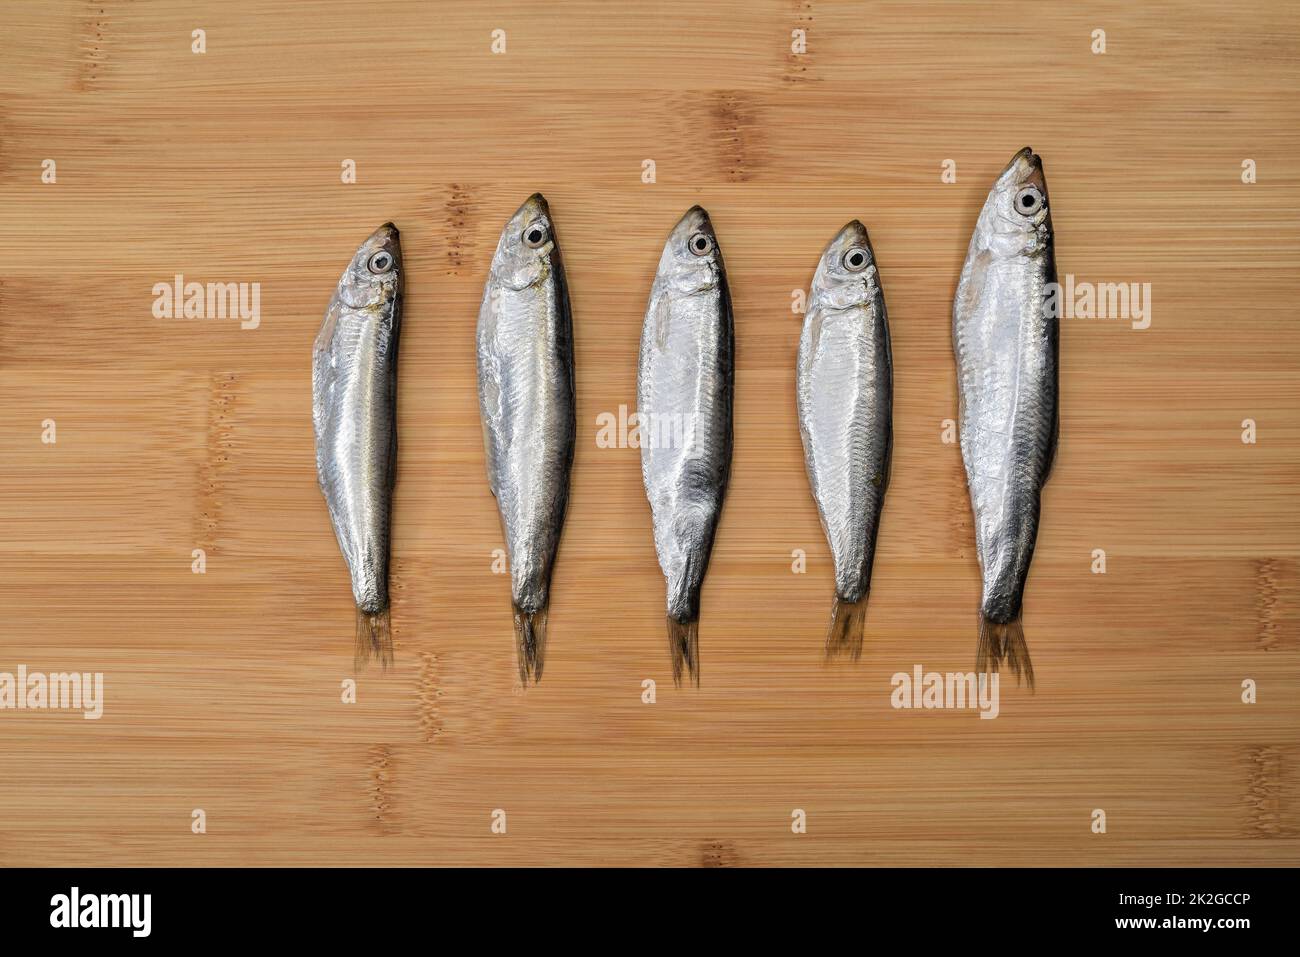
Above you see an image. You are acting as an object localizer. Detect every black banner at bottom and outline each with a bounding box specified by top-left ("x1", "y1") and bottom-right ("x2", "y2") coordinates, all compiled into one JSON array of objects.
[{"x1": 0, "y1": 866, "x2": 1284, "y2": 943}]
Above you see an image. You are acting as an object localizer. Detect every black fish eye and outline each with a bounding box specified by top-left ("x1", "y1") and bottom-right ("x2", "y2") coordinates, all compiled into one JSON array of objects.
[
  {"x1": 688, "y1": 232, "x2": 713, "y2": 256},
  {"x1": 1014, "y1": 186, "x2": 1045, "y2": 216},
  {"x1": 523, "y1": 223, "x2": 548, "y2": 248},
  {"x1": 367, "y1": 251, "x2": 393, "y2": 273},
  {"x1": 842, "y1": 246, "x2": 869, "y2": 271}
]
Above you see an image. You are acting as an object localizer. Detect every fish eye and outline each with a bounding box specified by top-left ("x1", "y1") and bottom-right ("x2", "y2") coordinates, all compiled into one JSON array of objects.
[
  {"x1": 1014, "y1": 186, "x2": 1045, "y2": 217},
  {"x1": 522, "y1": 223, "x2": 549, "y2": 248},
  {"x1": 367, "y1": 250, "x2": 394, "y2": 274},
  {"x1": 842, "y1": 246, "x2": 870, "y2": 272},
  {"x1": 688, "y1": 233, "x2": 714, "y2": 257}
]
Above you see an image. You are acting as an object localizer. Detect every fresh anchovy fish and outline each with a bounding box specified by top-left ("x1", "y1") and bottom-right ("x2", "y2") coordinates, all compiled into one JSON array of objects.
[
  {"x1": 313, "y1": 222, "x2": 403, "y2": 669},
  {"x1": 796, "y1": 221, "x2": 892, "y2": 660},
  {"x1": 477, "y1": 194, "x2": 576, "y2": 684},
  {"x1": 638, "y1": 206, "x2": 733, "y2": 686},
  {"x1": 953, "y1": 147, "x2": 1058, "y2": 687}
]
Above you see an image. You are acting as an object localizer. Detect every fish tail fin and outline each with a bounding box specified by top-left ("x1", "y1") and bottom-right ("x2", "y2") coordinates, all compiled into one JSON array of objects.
[
  {"x1": 976, "y1": 613, "x2": 1034, "y2": 690},
  {"x1": 825, "y1": 594, "x2": 867, "y2": 662},
  {"x1": 354, "y1": 606, "x2": 394, "y2": 672},
  {"x1": 667, "y1": 616, "x2": 700, "y2": 688},
  {"x1": 512, "y1": 604, "x2": 548, "y2": 685}
]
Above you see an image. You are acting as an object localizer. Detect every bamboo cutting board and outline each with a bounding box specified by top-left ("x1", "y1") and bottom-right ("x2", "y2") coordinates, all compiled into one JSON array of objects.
[{"x1": 0, "y1": 0, "x2": 1297, "y2": 867}]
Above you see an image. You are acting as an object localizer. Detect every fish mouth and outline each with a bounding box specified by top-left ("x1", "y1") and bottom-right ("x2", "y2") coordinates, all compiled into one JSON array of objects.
[
  {"x1": 364, "y1": 222, "x2": 402, "y2": 267},
  {"x1": 1007, "y1": 145, "x2": 1042, "y2": 170},
  {"x1": 1000, "y1": 146, "x2": 1046, "y2": 192},
  {"x1": 812, "y1": 219, "x2": 877, "y2": 302},
  {"x1": 673, "y1": 204, "x2": 715, "y2": 244},
  {"x1": 814, "y1": 219, "x2": 873, "y2": 277},
  {"x1": 834, "y1": 218, "x2": 871, "y2": 250},
  {"x1": 369, "y1": 221, "x2": 400, "y2": 241},
  {"x1": 682, "y1": 204, "x2": 712, "y2": 226},
  {"x1": 507, "y1": 193, "x2": 553, "y2": 250},
  {"x1": 514, "y1": 192, "x2": 550, "y2": 220},
  {"x1": 367, "y1": 221, "x2": 400, "y2": 252}
]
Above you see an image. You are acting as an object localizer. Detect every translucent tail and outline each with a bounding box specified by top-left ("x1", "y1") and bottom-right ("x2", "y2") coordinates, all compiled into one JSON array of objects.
[
  {"x1": 667, "y1": 617, "x2": 700, "y2": 688},
  {"x1": 825, "y1": 594, "x2": 867, "y2": 661},
  {"x1": 355, "y1": 607, "x2": 394, "y2": 672},
  {"x1": 976, "y1": 614, "x2": 1034, "y2": 690},
  {"x1": 513, "y1": 604, "x2": 548, "y2": 685}
]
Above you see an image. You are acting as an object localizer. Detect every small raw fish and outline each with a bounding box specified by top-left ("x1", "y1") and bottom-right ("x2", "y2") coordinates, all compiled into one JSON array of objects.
[
  {"x1": 638, "y1": 206, "x2": 734, "y2": 686},
  {"x1": 796, "y1": 220, "x2": 892, "y2": 660},
  {"x1": 477, "y1": 194, "x2": 576, "y2": 684},
  {"x1": 312, "y1": 222, "x2": 403, "y2": 669},
  {"x1": 952, "y1": 147, "x2": 1059, "y2": 687}
]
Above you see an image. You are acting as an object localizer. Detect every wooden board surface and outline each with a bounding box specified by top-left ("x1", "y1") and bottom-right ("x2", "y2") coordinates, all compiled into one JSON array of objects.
[{"x1": 1, "y1": 0, "x2": 1297, "y2": 867}]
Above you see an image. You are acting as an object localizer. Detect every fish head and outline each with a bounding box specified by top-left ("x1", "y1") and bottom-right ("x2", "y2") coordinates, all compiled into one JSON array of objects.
[
  {"x1": 339, "y1": 222, "x2": 402, "y2": 311},
  {"x1": 491, "y1": 193, "x2": 558, "y2": 290},
  {"x1": 976, "y1": 147, "x2": 1052, "y2": 256},
  {"x1": 810, "y1": 220, "x2": 878, "y2": 311},
  {"x1": 658, "y1": 205, "x2": 723, "y2": 296}
]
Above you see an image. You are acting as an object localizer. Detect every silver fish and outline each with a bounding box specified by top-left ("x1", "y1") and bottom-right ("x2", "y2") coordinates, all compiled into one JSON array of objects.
[
  {"x1": 796, "y1": 221, "x2": 892, "y2": 659},
  {"x1": 638, "y1": 206, "x2": 733, "y2": 686},
  {"x1": 313, "y1": 222, "x2": 403, "y2": 669},
  {"x1": 953, "y1": 147, "x2": 1058, "y2": 687},
  {"x1": 477, "y1": 193, "x2": 575, "y2": 684}
]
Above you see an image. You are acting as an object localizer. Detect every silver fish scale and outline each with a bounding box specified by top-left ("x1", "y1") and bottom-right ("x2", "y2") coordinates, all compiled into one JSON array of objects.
[
  {"x1": 953, "y1": 148, "x2": 1058, "y2": 633},
  {"x1": 479, "y1": 279, "x2": 573, "y2": 612},
  {"x1": 638, "y1": 206, "x2": 733, "y2": 683},
  {"x1": 796, "y1": 221, "x2": 892, "y2": 606},
  {"x1": 313, "y1": 224, "x2": 402, "y2": 618},
  {"x1": 639, "y1": 283, "x2": 730, "y2": 609},
  {"x1": 477, "y1": 194, "x2": 575, "y2": 682}
]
